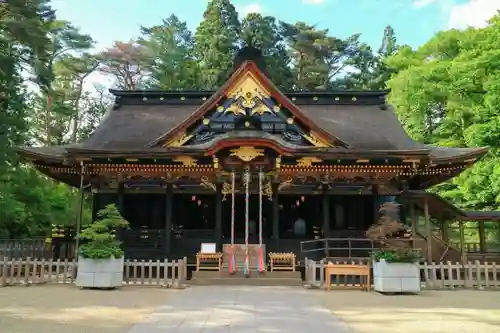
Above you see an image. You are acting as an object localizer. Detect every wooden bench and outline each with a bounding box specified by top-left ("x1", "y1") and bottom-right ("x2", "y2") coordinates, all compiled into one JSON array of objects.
[
  {"x1": 324, "y1": 263, "x2": 371, "y2": 291},
  {"x1": 196, "y1": 252, "x2": 223, "y2": 271},
  {"x1": 269, "y1": 252, "x2": 296, "y2": 271}
]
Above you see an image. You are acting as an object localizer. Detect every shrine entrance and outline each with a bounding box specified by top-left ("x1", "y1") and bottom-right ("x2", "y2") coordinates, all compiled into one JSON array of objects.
[{"x1": 222, "y1": 194, "x2": 272, "y2": 242}]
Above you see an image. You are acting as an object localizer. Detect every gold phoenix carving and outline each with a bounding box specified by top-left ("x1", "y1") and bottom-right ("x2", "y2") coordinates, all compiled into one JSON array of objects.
[{"x1": 230, "y1": 146, "x2": 264, "y2": 162}]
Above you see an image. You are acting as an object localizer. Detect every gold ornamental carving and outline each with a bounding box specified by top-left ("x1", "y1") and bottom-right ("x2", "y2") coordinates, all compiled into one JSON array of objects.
[
  {"x1": 173, "y1": 156, "x2": 198, "y2": 167},
  {"x1": 229, "y1": 146, "x2": 264, "y2": 162},
  {"x1": 166, "y1": 132, "x2": 193, "y2": 147},
  {"x1": 200, "y1": 176, "x2": 216, "y2": 192},
  {"x1": 222, "y1": 72, "x2": 273, "y2": 116},
  {"x1": 221, "y1": 181, "x2": 234, "y2": 201},
  {"x1": 278, "y1": 175, "x2": 293, "y2": 191},
  {"x1": 302, "y1": 131, "x2": 330, "y2": 148},
  {"x1": 212, "y1": 156, "x2": 219, "y2": 169},
  {"x1": 261, "y1": 181, "x2": 273, "y2": 200},
  {"x1": 296, "y1": 157, "x2": 323, "y2": 167}
]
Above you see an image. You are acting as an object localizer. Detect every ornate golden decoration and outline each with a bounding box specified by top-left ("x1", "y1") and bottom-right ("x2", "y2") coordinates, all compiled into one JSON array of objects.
[
  {"x1": 302, "y1": 131, "x2": 330, "y2": 148},
  {"x1": 220, "y1": 71, "x2": 273, "y2": 116},
  {"x1": 278, "y1": 175, "x2": 293, "y2": 191},
  {"x1": 230, "y1": 146, "x2": 264, "y2": 162},
  {"x1": 296, "y1": 157, "x2": 323, "y2": 167},
  {"x1": 227, "y1": 72, "x2": 270, "y2": 102},
  {"x1": 250, "y1": 102, "x2": 272, "y2": 116},
  {"x1": 212, "y1": 156, "x2": 219, "y2": 169},
  {"x1": 173, "y1": 156, "x2": 198, "y2": 167},
  {"x1": 261, "y1": 181, "x2": 273, "y2": 200},
  {"x1": 221, "y1": 181, "x2": 234, "y2": 201},
  {"x1": 224, "y1": 102, "x2": 246, "y2": 116},
  {"x1": 273, "y1": 105, "x2": 281, "y2": 112},
  {"x1": 200, "y1": 176, "x2": 216, "y2": 192},
  {"x1": 166, "y1": 132, "x2": 193, "y2": 147},
  {"x1": 202, "y1": 118, "x2": 210, "y2": 125},
  {"x1": 287, "y1": 117, "x2": 294, "y2": 124},
  {"x1": 275, "y1": 156, "x2": 281, "y2": 169}
]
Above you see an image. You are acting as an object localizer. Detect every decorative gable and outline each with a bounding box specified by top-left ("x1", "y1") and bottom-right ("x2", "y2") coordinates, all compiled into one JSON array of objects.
[{"x1": 149, "y1": 53, "x2": 344, "y2": 149}]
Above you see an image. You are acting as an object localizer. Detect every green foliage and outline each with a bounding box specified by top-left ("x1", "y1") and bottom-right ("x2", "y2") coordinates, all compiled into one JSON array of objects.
[
  {"x1": 386, "y1": 15, "x2": 500, "y2": 243},
  {"x1": 78, "y1": 204, "x2": 129, "y2": 259},
  {"x1": 366, "y1": 202, "x2": 423, "y2": 263},
  {"x1": 372, "y1": 249, "x2": 422, "y2": 263}
]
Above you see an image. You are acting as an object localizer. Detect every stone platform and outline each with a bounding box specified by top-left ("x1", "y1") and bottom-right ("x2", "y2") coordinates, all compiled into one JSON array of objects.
[{"x1": 190, "y1": 270, "x2": 303, "y2": 286}]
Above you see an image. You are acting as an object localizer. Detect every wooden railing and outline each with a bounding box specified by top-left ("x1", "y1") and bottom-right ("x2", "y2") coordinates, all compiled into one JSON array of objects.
[
  {"x1": 300, "y1": 238, "x2": 415, "y2": 259},
  {"x1": 304, "y1": 258, "x2": 500, "y2": 290},
  {"x1": 0, "y1": 257, "x2": 187, "y2": 288}
]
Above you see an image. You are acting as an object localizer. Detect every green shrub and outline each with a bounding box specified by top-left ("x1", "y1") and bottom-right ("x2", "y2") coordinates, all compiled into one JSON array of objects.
[{"x1": 77, "y1": 204, "x2": 129, "y2": 259}]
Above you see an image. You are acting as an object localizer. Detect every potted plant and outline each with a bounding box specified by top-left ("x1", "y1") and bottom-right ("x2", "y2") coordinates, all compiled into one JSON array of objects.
[
  {"x1": 76, "y1": 204, "x2": 129, "y2": 289},
  {"x1": 366, "y1": 201, "x2": 422, "y2": 293}
]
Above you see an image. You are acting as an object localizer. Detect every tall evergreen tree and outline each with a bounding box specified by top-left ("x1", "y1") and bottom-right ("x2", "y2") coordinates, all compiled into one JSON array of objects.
[
  {"x1": 194, "y1": 0, "x2": 241, "y2": 89},
  {"x1": 140, "y1": 14, "x2": 200, "y2": 90},
  {"x1": 240, "y1": 13, "x2": 293, "y2": 90}
]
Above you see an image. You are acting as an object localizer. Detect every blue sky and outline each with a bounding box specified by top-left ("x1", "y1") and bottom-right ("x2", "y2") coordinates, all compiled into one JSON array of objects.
[{"x1": 50, "y1": 0, "x2": 499, "y2": 52}]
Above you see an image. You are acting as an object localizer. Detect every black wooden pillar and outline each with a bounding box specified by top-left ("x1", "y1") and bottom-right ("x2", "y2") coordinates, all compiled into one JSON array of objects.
[
  {"x1": 215, "y1": 183, "x2": 223, "y2": 250},
  {"x1": 322, "y1": 186, "x2": 330, "y2": 237},
  {"x1": 164, "y1": 183, "x2": 173, "y2": 258},
  {"x1": 115, "y1": 181, "x2": 125, "y2": 242},
  {"x1": 117, "y1": 181, "x2": 124, "y2": 214},
  {"x1": 272, "y1": 183, "x2": 279, "y2": 240}
]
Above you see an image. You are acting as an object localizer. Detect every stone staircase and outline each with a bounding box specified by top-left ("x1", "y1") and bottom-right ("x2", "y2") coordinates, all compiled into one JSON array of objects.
[{"x1": 190, "y1": 270, "x2": 303, "y2": 286}]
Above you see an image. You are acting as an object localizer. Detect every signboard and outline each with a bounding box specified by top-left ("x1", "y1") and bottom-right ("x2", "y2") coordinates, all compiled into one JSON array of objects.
[{"x1": 200, "y1": 243, "x2": 217, "y2": 254}]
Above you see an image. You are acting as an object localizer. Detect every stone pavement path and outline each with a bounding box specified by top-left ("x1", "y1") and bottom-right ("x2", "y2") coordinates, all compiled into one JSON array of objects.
[{"x1": 126, "y1": 286, "x2": 355, "y2": 333}]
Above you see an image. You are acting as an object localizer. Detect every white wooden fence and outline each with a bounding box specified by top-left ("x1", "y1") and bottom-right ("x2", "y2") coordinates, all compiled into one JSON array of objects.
[
  {"x1": 304, "y1": 258, "x2": 500, "y2": 290},
  {"x1": 0, "y1": 257, "x2": 187, "y2": 288}
]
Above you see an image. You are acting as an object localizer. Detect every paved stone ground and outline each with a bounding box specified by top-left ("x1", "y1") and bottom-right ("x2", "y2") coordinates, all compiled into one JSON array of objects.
[{"x1": 126, "y1": 286, "x2": 355, "y2": 333}]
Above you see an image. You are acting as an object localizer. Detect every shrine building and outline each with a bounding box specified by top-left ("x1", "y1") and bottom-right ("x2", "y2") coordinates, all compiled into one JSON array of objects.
[{"x1": 17, "y1": 47, "x2": 493, "y2": 264}]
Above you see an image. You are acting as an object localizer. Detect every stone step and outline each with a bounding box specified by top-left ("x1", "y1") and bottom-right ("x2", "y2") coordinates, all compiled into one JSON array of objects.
[{"x1": 190, "y1": 271, "x2": 303, "y2": 286}]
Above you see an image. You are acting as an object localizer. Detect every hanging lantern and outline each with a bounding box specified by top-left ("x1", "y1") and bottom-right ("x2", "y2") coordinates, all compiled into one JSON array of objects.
[
  {"x1": 301, "y1": 196, "x2": 305, "y2": 202},
  {"x1": 197, "y1": 200, "x2": 202, "y2": 206},
  {"x1": 192, "y1": 195, "x2": 196, "y2": 201},
  {"x1": 296, "y1": 200, "x2": 300, "y2": 206}
]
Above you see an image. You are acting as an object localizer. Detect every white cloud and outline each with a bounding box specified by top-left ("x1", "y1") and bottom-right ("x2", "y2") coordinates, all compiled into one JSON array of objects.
[
  {"x1": 239, "y1": 3, "x2": 263, "y2": 17},
  {"x1": 302, "y1": 0, "x2": 325, "y2": 5},
  {"x1": 448, "y1": 0, "x2": 500, "y2": 29},
  {"x1": 413, "y1": 0, "x2": 438, "y2": 8}
]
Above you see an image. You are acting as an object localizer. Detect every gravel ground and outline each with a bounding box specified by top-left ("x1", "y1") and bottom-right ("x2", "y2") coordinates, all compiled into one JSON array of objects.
[
  {"x1": 0, "y1": 285, "x2": 175, "y2": 333},
  {"x1": 320, "y1": 289, "x2": 500, "y2": 333}
]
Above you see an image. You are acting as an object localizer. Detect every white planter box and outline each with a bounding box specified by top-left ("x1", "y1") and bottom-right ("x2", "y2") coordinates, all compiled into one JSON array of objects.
[
  {"x1": 76, "y1": 257, "x2": 124, "y2": 288},
  {"x1": 373, "y1": 259, "x2": 420, "y2": 293}
]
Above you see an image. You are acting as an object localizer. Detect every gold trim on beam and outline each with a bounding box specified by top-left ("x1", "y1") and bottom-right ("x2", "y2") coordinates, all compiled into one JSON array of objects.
[
  {"x1": 296, "y1": 157, "x2": 323, "y2": 167},
  {"x1": 125, "y1": 158, "x2": 139, "y2": 162},
  {"x1": 403, "y1": 159, "x2": 420, "y2": 163},
  {"x1": 356, "y1": 159, "x2": 369, "y2": 163},
  {"x1": 173, "y1": 156, "x2": 198, "y2": 167}
]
